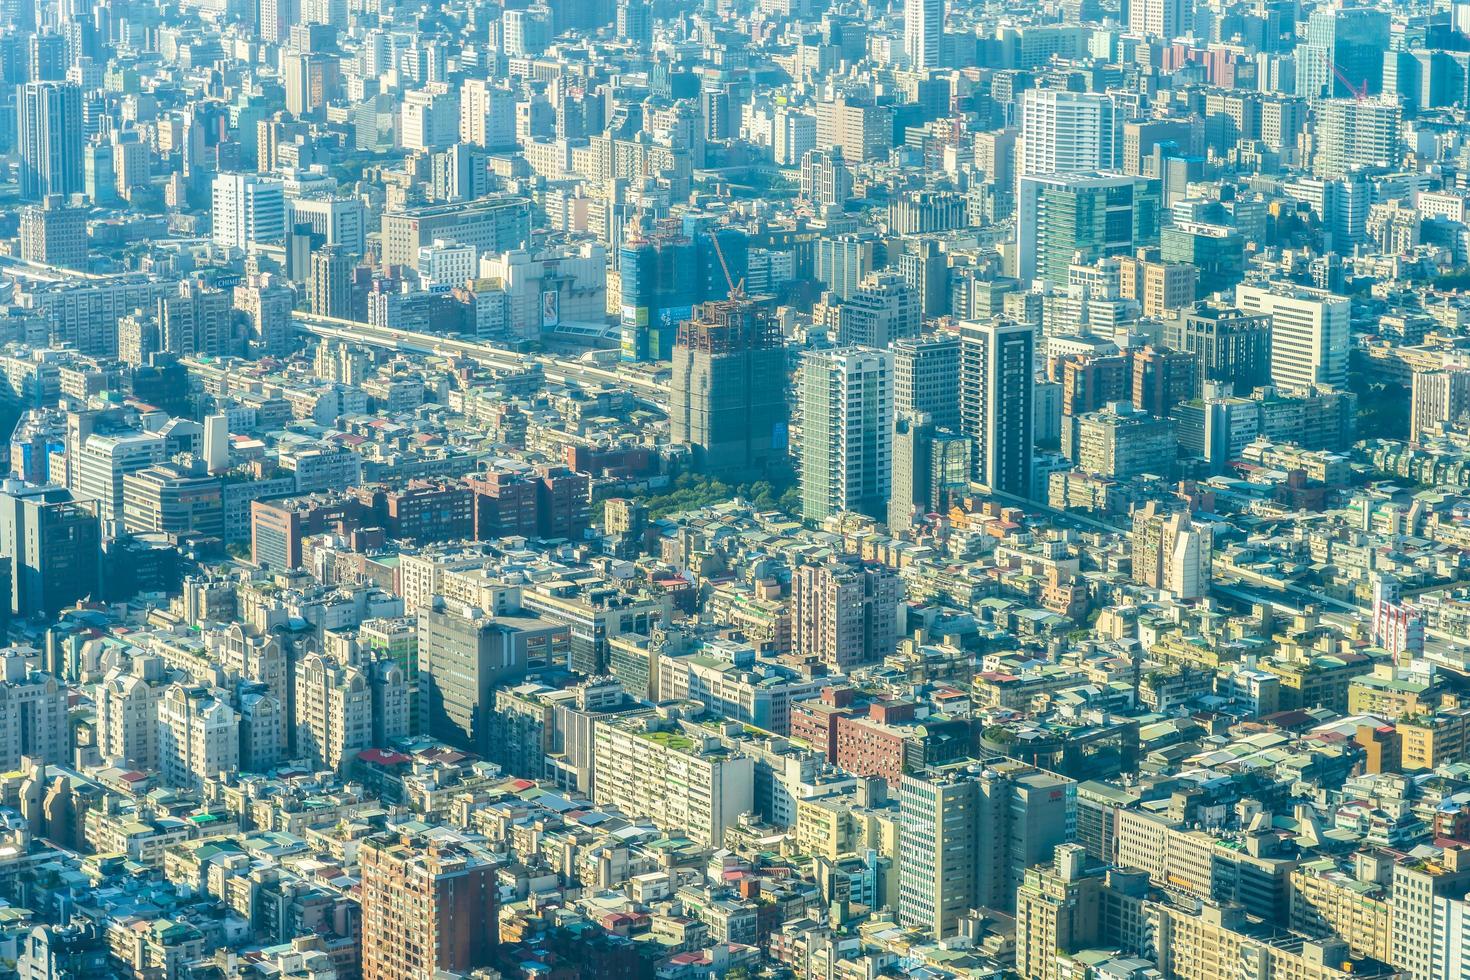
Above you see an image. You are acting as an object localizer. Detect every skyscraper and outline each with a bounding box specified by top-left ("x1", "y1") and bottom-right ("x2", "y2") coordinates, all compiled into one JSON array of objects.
[
  {"x1": 668, "y1": 298, "x2": 788, "y2": 477},
  {"x1": 960, "y1": 320, "x2": 1036, "y2": 499},
  {"x1": 1235, "y1": 283, "x2": 1350, "y2": 392},
  {"x1": 308, "y1": 245, "x2": 354, "y2": 319},
  {"x1": 889, "y1": 412, "x2": 972, "y2": 532},
  {"x1": 1018, "y1": 90, "x2": 1120, "y2": 181},
  {"x1": 1411, "y1": 369, "x2": 1470, "y2": 442},
  {"x1": 17, "y1": 81, "x2": 84, "y2": 201},
  {"x1": 1018, "y1": 172, "x2": 1161, "y2": 286},
  {"x1": 1164, "y1": 306, "x2": 1273, "y2": 395},
  {"x1": 798, "y1": 347, "x2": 893, "y2": 522},
  {"x1": 1298, "y1": 5, "x2": 1391, "y2": 102},
  {"x1": 905, "y1": 0, "x2": 942, "y2": 69}
]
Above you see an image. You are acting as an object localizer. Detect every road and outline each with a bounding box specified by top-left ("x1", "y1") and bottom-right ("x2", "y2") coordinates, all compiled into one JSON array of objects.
[{"x1": 290, "y1": 311, "x2": 670, "y2": 411}]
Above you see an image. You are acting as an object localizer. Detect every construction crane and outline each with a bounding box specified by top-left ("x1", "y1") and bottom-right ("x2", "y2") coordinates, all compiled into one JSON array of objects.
[
  {"x1": 707, "y1": 228, "x2": 746, "y2": 302},
  {"x1": 1329, "y1": 60, "x2": 1369, "y2": 101}
]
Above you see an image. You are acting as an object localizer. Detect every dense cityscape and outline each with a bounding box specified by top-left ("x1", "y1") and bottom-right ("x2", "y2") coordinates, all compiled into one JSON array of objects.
[{"x1": 1, "y1": 0, "x2": 1469, "y2": 978}]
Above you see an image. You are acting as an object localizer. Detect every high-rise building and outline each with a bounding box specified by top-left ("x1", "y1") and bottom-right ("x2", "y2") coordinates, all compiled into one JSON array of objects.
[
  {"x1": 1234, "y1": 283, "x2": 1350, "y2": 392},
  {"x1": 158, "y1": 280, "x2": 234, "y2": 358},
  {"x1": 211, "y1": 173, "x2": 286, "y2": 249},
  {"x1": 798, "y1": 347, "x2": 893, "y2": 522},
  {"x1": 1018, "y1": 173, "x2": 1161, "y2": 286},
  {"x1": 791, "y1": 558, "x2": 901, "y2": 671},
  {"x1": 893, "y1": 334, "x2": 962, "y2": 431},
  {"x1": 839, "y1": 272, "x2": 922, "y2": 348},
  {"x1": 1128, "y1": 0, "x2": 1192, "y2": 38},
  {"x1": 1130, "y1": 346, "x2": 1198, "y2": 416},
  {"x1": 418, "y1": 599, "x2": 530, "y2": 754},
  {"x1": 669, "y1": 298, "x2": 788, "y2": 477},
  {"x1": 359, "y1": 831, "x2": 499, "y2": 980},
  {"x1": 1391, "y1": 846, "x2": 1470, "y2": 980},
  {"x1": 905, "y1": 0, "x2": 942, "y2": 69},
  {"x1": 293, "y1": 653, "x2": 373, "y2": 773},
  {"x1": 800, "y1": 148, "x2": 853, "y2": 209},
  {"x1": 380, "y1": 199, "x2": 532, "y2": 269},
  {"x1": 234, "y1": 273, "x2": 295, "y2": 357},
  {"x1": 1072, "y1": 402, "x2": 1178, "y2": 480},
  {"x1": 1018, "y1": 90, "x2": 1120, "y2": 181},
  {"x1": 890, "y1": 412, "x2": 973, "y2": 532},
  {"x1": 1131, "y1": 501, "x2": 1213, "y2": 599},
  {"x1": 121, "y1": 464, "x2": 225, "y2": 541},
  {"x1": 308, "y1": 246, "x2": 354, "y2": 319},
  {"x1": 17, "y1": 81, "x2": 83, "y2": 201},
  {"x1": 960, "y1": 320, "x2": 1035, "y2": 498},
  {"x1": 593, "y1": 714, "x2": 754, "y2": 847},
  {"x1": 0, "y1": 651, "x2": 69, "y2": 771},
  {"x1": 1015, "y1": 846, "x2": 1153, "y2": 980},
  {"x1": 1411, "y1": 369, "x2": 1470, "y2": 441},
  {"x1": 289, "y1": 196, "x2": 367, "y2": 255},
  {"x1": 95, "y1": 655, "x2": 168, "y2": 772},
  {"x1": 1165, "y1": 306, "x2": 1273, "y2": 395},
  {"x1": 157, "y1": 685, "x2": 239, "y2": 790},
  {"x1": 1298, "y1": 5, "x2": 1391, "y2": 102},
  {"x1": 813, "y1": 234, "x2": 875, "y2": 300},
  {"x1": 0, "y1": 482, "x2": 100, "y2": 620},
  {"x1": 19, "y1": 196, "x2": 86, "y2": 271},
  {"x1": 616, "y1": 0, "x2": 652, "y2": 46},
  {"x1": 775, "y1": 108, "x2": 817, "y2": 167},
  {"x1": 1314, "y1": 97, "x2": 1402, "y2": 178},
  {"x1": 898, "y1": 762, "x2": 1075, "y2": 937}
]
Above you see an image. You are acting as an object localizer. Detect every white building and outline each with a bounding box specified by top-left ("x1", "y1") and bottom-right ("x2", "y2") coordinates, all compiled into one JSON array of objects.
[
  {"x1": 1411, "y1": 368, "x2": 1470, "y2": 441},
  {"x1": 0, "y1": 650, "x2": 68, "y2": 771},
  {"x1": 798, "y1": 347, "x2": 893, "y2": 522},
  {"x1": 1235, "y1": 283, "x2": 1350, "y2": 392},
  {"x1": 157, "y1": 684, "x2": 239, "y2": 790},
  {"x1": 400, "y1": 85, "x2": 460, "y2": 152},
  {"x1": 1128, "y1": 0, "x2": 1191, "y2": 39},
  {"x1": 593, "y1": 715, "x2": 754, "y2": 847},
  {"x1": 460, "y1": 78, "x2": 516, "y2": 149},
  {"x1": 211, "y1": 173, "x2": 285, "y2": 249},
  {"x1": 904, "y1": 0, "x2": 942, "y2": 69},
  {"x1": 294, "y1": 653, "x2": 373, "y2": 773},
  {"x1": 478, "y1": 242, "x2": 608, "y2": 339},
  {"x1": 95, "y1": 656, "x2": 168, "y2": 771},
  {"x1": 416, "y1": 239, "x2": 477, "y2": 293},
  {"x1": 1017, "y1": 90, "x2": 1120, "y2": 181},
  {"x1": 774, "y1": 108, "x2": 816, "y2": 167},
  {"x1": 289, "y1": 196, "x2": 367, "y2": 255}
]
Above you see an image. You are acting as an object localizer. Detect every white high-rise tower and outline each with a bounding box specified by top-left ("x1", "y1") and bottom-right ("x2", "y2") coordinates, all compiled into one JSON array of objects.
[{"x1": 905, "y1": 0, "x2": 942, "y2": 70}]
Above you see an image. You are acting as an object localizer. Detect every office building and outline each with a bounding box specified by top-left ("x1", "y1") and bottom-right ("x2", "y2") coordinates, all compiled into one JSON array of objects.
[
  {"x1": 801, "y1": 148, "x2": 854, "y2": 209},
  {"x1": 418, "y1": 599, "x2": 532, "y2": 754},
  {"x1": 19, "y1": 197, "x2": 86, "y2": 271},
  {"x1": 890, "y1": 412, "x2": 972, "y2": 532},
  {"x1": 1129, "y1": 0, "x2": 1192, "y2": 41},
  {"x1": 17, "y1": 81, "x2": 84, "y2": 201},
  {"x1": 960, "y1": 320, "x2": 1035, "y2": 498},
  {"x1": 798, "y1": 347, "x2": 893, "y2": 522},
  {"x1": 1298, "y1": 5, "x2": 1390, "y2": 101},
  {"x1": 289, "y1": 196, "x2": 367, "y2": 255},
  {"x1": 1314, "y1": 98, "x2": 1402, "y2": 178},
  {"x1": 0, "y1": 482, "x2": 101, "y2": 620},
  {"x1": 893, "y1": 334, "x2": 962, "y2": 431},
  {"x1": 791, "y1": 558, "x2": 902, "y2": 671},
  {"x1": 121, "y1": 464, "x2": 224, "y2": 542},
  {"x1": 1073, "y1": 402, "x2": 1178, "y2": 480},
  {"x1": 211, "y1": 173, "x2": 286, "y2": 249},
  {"x1": 380, "y1": 198, "x2": 532, "y2": 269},
  {"x1": 1235, "y1": 283, "x2": 1350, "y2": 392},
  {"x1": 307, "y1": 245, "x2": 354, "y2": 319},
  {"x1": 1018, "y1": 173, "x2": 1161, "y2": 286},
  {"x1": 814, "y1": 235, "x2": 875, "y2": 300},
  {"x1": 1018, "y1": 90, "x2": 1120, "y2": 180},
  {"x1": 359, "y1": 832, "x2": 499, "y2": 980},
  {"x1": 616, "y1": 0, "x2": 653, "y2": 46},
  {"x1": 593, "y1": 714, "x2": 755, "y2": 847},
  {"x1": 1165, "y1": 306, "x2": 1273, "y2": 395},
  {"x1": 669, "y1": 298, "x2": 788, "y2": 477},
  {"x1": 775, "y1": 108, "x2": 817, "y2": 167},
  {"x1": 898, "y1": 762, "x2": 1075, "y2": 937}
]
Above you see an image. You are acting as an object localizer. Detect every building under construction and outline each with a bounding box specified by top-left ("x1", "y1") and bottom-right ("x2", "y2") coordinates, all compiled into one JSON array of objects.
[{"x1": 669, "y1": 297, "x2": 788, "y2": 478}]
